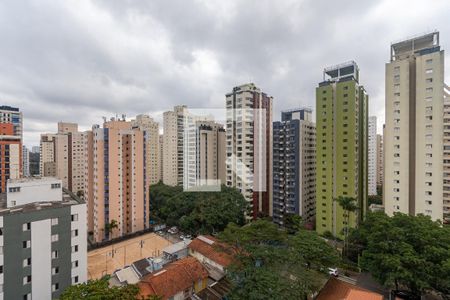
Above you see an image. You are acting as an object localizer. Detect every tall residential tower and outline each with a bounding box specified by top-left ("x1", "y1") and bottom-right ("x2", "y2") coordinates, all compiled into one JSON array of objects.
[
  {"x1": 384, "y1": 32, "x2": 444, "y2": 221},
  {"x1": 273, "y1": 108, "x2": 316, "y2": 226},
  {"x1": 316, "y1": 61, "x2": 368, "y2": 238}
]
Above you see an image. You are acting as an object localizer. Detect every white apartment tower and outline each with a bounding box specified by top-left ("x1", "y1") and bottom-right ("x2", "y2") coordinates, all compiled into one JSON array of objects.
[
  {"x1": 385, "y1": 31, "x2": 444, "y2": 221},
  {"x1": 368, "y1": 116, "x2": 378, "y2": 195},
  {"x1": 443, "y1": 83, "x2": 450, "y2": 216}
]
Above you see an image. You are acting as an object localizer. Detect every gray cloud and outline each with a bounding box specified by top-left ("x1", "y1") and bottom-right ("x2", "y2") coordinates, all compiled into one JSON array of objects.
[{"x1": 0, "y1": 0, "x2": 449, "y2": 147}]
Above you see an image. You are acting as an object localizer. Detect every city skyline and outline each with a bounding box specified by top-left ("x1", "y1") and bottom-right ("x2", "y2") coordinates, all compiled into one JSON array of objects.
[{"x1": 1, "y1": 1, "x2": 449, "y2": 147}]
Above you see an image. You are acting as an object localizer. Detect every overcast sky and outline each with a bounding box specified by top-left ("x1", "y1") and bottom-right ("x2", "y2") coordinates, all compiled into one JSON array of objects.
[{"x1": 1, "y1": 0, "x2": 449, "y2": 147}]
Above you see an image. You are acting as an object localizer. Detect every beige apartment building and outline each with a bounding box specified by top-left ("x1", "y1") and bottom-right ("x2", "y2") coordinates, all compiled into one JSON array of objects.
[
  {"x1": 183, "y1": 119, "x2": 226, "y2": 191},
  {"x1": 226, "y1": 83, "x2": 273, "y2": 218},
  {"x1": 163, "y1": 105, "x2": 186, "y2": 186},
  {"x1": 385, "y1": 32, "x2": 444, "y2": 221},
  {"x1": 131, "y1": 114, "x2": 160, "y2": 185},
  {"x1": 86, "y1": 118, "x2": 146, "y2": 242},
  {"x1": 159, "y1": 134, "x2": 163, "y2": 182},
  {"x1": 443, "y1": 83, "x2": 450, "y2": 217},
  {"x1": 39, "y1": 122, "x2": 87, "y2": 194},
  {"x1": 376, "y1": 134, "x2": 383, "y2": 188}
]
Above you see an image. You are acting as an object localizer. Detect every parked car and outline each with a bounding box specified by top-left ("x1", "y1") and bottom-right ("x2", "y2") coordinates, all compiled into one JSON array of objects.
[
  {"x1": 328, "y1": 268, "x2": 338, "y2": 277},
  {"x1": 157, "y1": 231, "x2": 164, "y2": 236},
  {"x1": 179, "y1": 234, "x2": 185, "y2": 240},
  {"x1": 184, "y1": 234, "x2": 192, "y2": 240}
]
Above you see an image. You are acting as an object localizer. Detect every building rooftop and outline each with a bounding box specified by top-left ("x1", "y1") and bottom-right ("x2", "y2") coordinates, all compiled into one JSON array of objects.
[
  {"x1": 323, "y1": 61, "x2": 359, "y2": 83},
  {"x1": 188, "y1": 235, "x2": 234, "y2": 267},
  {"x1": 0, "y1": 182, "x2": 83, "y2": 216},
  {"x1": 316, "y1": 277, "x2": 383, "y2": 300},
  {"x1": 0, "y1": 105, "x2": 20, "y2": 112},
  {"x1": 391, "y1": 31, "x2": 440, "y2": 61},
  {"x1": 163, "y1": 239, "x2": 191, "y2": 255},
  {"x1": 138, "y1": 257, "x2": 208, "y2": 299}
]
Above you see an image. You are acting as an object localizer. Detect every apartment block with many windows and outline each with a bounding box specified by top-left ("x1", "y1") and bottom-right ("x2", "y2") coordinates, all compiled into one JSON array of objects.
[
  {"x1": 273, "y1": 108, "x2": 316, "y2": 226},
  {"x1": 0, "y1": 177, "x2": 87, "y2": 300},
  {"x1": 316, "y1": 61, "x2": 368, "y2": 238},
  {"x1": 384, "y1": 31, "x2": 444, "y2": 221}
]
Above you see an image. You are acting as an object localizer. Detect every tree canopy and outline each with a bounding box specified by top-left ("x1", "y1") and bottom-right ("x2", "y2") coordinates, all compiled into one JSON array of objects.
[
  {"x1": 219, "y1": 220, "x2": 340, "y2": 300},
  {"x1": 149, "y1": 182, "x2": 248, "y2": 235},
  {"x1": 59, "y1": 277, "x2": 141, "y2": 300},
  {"x1": 349, "y1": 212, "x2": 450, "y2": 297}
]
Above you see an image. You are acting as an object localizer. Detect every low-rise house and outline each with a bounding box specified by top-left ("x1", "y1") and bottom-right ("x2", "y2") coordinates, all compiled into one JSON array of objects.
[
  {"x1": 138, "y1": 257, "x2": 208, "y2": 300},
  {"x1": 315, "y1": 277, "x2": 383, "y2": 300},
  {"x1": 162, "y1": 239, "x2": 191, "y2": 260},
  {"x1": 108, "y1": 266, "x2": 140, "y2": 287},
  {"x1": 188, "y1": 235, "x2": 233, "y2": 281}
]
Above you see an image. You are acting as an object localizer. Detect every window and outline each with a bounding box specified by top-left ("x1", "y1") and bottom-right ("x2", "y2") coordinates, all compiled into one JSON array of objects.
[
  {"x1": 52, "y1": 267, "x2": 59, "y2": 275},
  {"x1": 52, "y1": 283, "x2": 59, "y2": 292},
  {"x1": 71, "y1": 229, "x2": 78, "y2": 237},
  {"x1": 426, "y1": 78, "x2": 433, "y2": 83},
  {"x1": 426, "y1": 87, "x2": 433, "y2": 93},
  {"x1": 425, "y1": 68, "x2": 433, "y2": 74},
  {"x1": 23, "y1": 258, "x2": 31, "y2": 267},
  {"x1": 72, "y1": 260, "x2": 79, "y2": 268},
  {"x1": 23, "y1": 293, "x2": 31, "y2": 300},
  {"x1": 426, "y1": 59, "x2": 433, "y2": 64},
  {"x1": 51, "y1": 218, "x2": 58, "y2": 226},
  {"x1": 22, "y1": 240, "x2": 31, "y2": 249},
  {"x1": 72, "y1": 245, "x2": 78, "y2": 253},
  {"x1": 23, "y1": 275, "x2": 31, "y2": 285},
  {"x1": 8, "y1": 187, "x2": 20, "y2": 193},
  {"x1": 51, "y1": 183, "x2": 61, "y2": 189},
  {"x1": 22, "y1": 223, "x2": 31, "y2": 231},
  {"x1": 0, "y1": 265, "x2": 3, "y2": 274},
  {"x1": 51, "y1": 234, "x2": 59, "y2": 242},
  {"x1": 52, "y1": 251, "x2": 59, "y2": 259},
  {"x1": 394, "y1": 66, "x2": 400, "y2": 72},
  {"x1": 71, "y1": 214, "x2": 78, "y2": 222},
  {"x1": 72, "y1": 276, "x2": 79, "y2": 284}
]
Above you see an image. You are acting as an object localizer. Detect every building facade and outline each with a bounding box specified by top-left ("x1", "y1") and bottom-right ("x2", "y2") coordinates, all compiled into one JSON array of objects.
[
  {"x1": 384, "y1": 32, "x2": 444, "y2": 221},
  {"x1": 39, "y1": 123, "x2": 87, "y2": 194},
  {"x1": 22, "y1": 145, "x2": 30, "y2": 177},
  {"x1": 86, "y1": 119, "x2": 146, "y2": 242},
  {"x1": 183, "y1": 119, "x2": 226, "y2": 191},
  {"x1": 0, "y1": 123, "x2": 22, "y2": 193},
  {"x1": 226, "y1": 83, "x2": 273, "y2": 218},
  {"x1": 273, "y1": 108, "x2": 316, "y2": 226},
  {"x1": 0, "y1": 106, "x2": 22, "y2": 138},
  {"x1": 0, "y1": 177, "x2": 87, "y2": 300},
  {"x1": 376, "y1": 134, "x2": 384, "y2": 188},
  {"x1": 443, "y1": 83, "x2": 450, "y2": 217},
  {"x1": 368, "y1": 116, "x2": 377, "y2": 195},
  {"x1": 316, "y1": 61, "x2": 368, "y2": 238},
  {"x1": 163, "y1": 106, "x2": 186, "y2": 186}
]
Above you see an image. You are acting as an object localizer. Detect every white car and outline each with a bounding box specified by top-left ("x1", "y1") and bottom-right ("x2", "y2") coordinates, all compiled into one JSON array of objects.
[{"x1": 328, "y1": 268, "x2": 338, "y2": 277}]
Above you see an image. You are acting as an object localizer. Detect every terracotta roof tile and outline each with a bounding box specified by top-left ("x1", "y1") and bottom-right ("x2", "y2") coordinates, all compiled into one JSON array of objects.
[
  {"x1": 316, "y1": 277, "x2": 383, "y2": 300},
  {"x1": 138, "y1": 257, "x2": 208, "y2": 299},
  {"x1": 188, "y1": 235, "x2": 234, "y2": 267}
]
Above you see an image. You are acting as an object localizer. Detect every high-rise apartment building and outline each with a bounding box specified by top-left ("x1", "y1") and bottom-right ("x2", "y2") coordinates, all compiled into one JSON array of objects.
[
  {"x1": 385, "y1": 32, "x2": 444, "y2": 221},
  {"x1": 0, "y1": 123, "x2": 22, "y2": 193},
  {"x1": 31, "y1": 146, "x2": 40, "y2": 154},
  {"x1": 0, "y1": 177, "x2": 87, "y2": 299},
  {"x1": 163, "y1": 106, "x2": 187, "y2": 186},
  {"x1": 376, "y1": 134, "x2": 384, "y2": 188},
  {"x1": 131, "y1": 115, "x2": 160, "y2": 186},
  {"x1": 22, "y1": 145, "x2": 30, "y2": 177},
  {"x1": 316, "y1": 61, "x2": 368, "y2": 238},
  {"x1": 183, "y1": 119, "x2": 226, "y2": 191},
  {"x1": 368, "y1": 116, "x2": 377, "y2": 195},
  {"x1": 226, "y1": 83, "x2": 273, "y2": 218},
  {"x1": 86, "y1": 118, "x2": 145, "y2": 242},
  {"x1": 442, "y1": 83, "x2": 450, "y2": 216},
  {"x1": 39, "y1": 123, "x2": 87, "y2": 194},
  {"x1": 159, "y1": 134, "x2": 163, "y2": 182},
  {"x1": 273, "y1": 108, "x2": 316, "y2": 226},
  {"x1": 0, "y1": 106, "x2": 22, "y2": 137}
]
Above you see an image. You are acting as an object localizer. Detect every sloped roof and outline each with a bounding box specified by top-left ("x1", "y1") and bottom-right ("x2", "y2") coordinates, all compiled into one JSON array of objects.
[
  {"x1": 188, "y1": 235, "x2": 233, "y2": 267},
  {"x1": 316, "y1": 277, "x2": 383, "y2": 300},
  {"x1": 138, "y1": 257, "x2": 208, "y2": 299}
]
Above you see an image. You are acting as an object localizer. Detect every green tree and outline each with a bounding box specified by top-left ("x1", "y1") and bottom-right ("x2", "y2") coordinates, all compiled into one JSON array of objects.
[
  {"x1": 283, "y1": 214, "x2": 303, "y2": 234},
  {"x1": 59, "y1": 277, "x2": 140, "y2": 299},
  {"x1": 149, "y1": 183, "x2": 248, "y2": 235},
  {"x1": 334, "y1": 196, "x2": 358, "y2": 256},
  {"x1": 219, "y1": 220, "x2": 340, "y2": 300},
  {"x1": 349, "y1": 212, "x2": 450, "y2": 298},
  {"x1": 104, "y1": 219, "x2": 119, "y2": 239}
]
